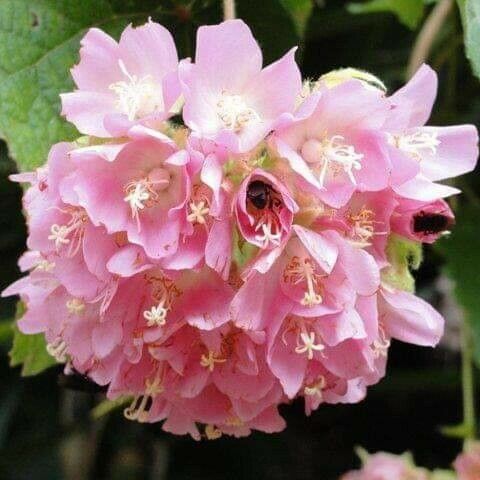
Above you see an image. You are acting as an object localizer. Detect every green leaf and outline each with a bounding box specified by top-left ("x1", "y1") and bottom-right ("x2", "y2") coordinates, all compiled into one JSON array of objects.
[
  {"x1": 347, "y1": 0, "x2": 425, "y2": 30},
  {"x1": 0, "y1": 319, "x2": 14, "y2": 347},
  {"x1": 430, "y1": 471, "x2": 457, "y2": 480},
  {"x1": 90, "y1": 396, "x2": 131, "y2": 420},
  {"x1": 279, "y1": 0, "x2": 314, "y2": 37},
  {"x1": 9, "y1": 303, "x2": 56, "y2": 376},
  {"x1": 458, "y1": 0, "x2": 480, "y2": 79},
  {"x1": 0, "y1": 0, "x2": 161, "y2": 171},
  {"x1": 440, "y1": 421, "x2": 472, "y2": 438},
  {"x1": 9, "y1": 324, "x2": 57, "y2": 376},
  {"x1": 441, "y1": 204, "x2": 480, "y2": 366}
]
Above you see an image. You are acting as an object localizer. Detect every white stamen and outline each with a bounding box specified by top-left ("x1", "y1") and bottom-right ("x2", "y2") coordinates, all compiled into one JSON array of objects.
[
  {"x1": 124, "y1": 180, "x2": 151, "y2": 224},
  {"x1": 284, "y1": 256, "x2": 324, "y2": 307},
  {"x1": 303, "y1": 136, "x2": 363, "y2": 188},
  {"x1": 394, "y1": 129, "x2": 440, "y2": 159},
  {"x1": 187, "y1": 200, "x2": 210, "y2": 224},
  {"x1": 205, "y1": 424, "x2": 222, "y2": 440},
  {"x1": 216, "y1": 93, "x2": 260, "y2": 132},
  {"x1": 304, "y1": 376, "x2": 326, "y2": 397},
  {"x1": 200, "y1": 351, "x2": 227, "y2": 372},
  {"x1": 143, "y1": 303, "x2": 168, "y2": 327},
  {"x1": 254, "y1": 217, "x2": 282, "y2": 248},
  {"x1": 124, "y1": 170, "x2": 170, "y2": 230},
  {"x1": 372, "y1": 325, "x2": 391, "y2": 358},
  {"x1": 109, "y1": 60, "x2": 162, "y2": 121},
  {"x1": 35, "y1": 259, "x2": 55, "y2": 272},
  {"x1": 348, "y1": 207, "x2": 388, "y2": 248},
  {"x1": 66, "y1": 298, "x2": 85, "y2": 315},
  {"x1": 124, "y1": 370, "x2": 164, "y2": 423},
  {"x1": 295, "y1": 331, "x2": 325, "y2": 360},
  {"x1": 48, "y1": 208, "x2": 87, "y2": 256},
  {"x1": 46, "y1": 337, "x2": 68, "y2": 363},
  {"x1": 48, "y1": 224, "x2": 70, "y2": 249}
]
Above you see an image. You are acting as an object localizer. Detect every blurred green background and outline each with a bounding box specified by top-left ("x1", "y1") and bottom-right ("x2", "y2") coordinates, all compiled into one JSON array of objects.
[{"x1": 0, "y1": 0, "x2": 479, "y2": 478}]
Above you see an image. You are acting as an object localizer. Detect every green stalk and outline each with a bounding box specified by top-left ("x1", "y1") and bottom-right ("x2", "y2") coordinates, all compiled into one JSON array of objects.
[{"x1": 461, "y1": 317, "x2": 476, "y2": 442}]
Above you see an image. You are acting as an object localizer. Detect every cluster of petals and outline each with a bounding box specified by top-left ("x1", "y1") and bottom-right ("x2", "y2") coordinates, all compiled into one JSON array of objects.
[
  {"x1": 340, "y1": 451, "x2": 430, "y2": 480},
  {"x1": 4, "y1": 18, "x2": 478, "y2": 439}
]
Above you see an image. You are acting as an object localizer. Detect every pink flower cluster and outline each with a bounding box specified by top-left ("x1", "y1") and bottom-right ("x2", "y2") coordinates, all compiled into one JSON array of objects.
[{"x1": 4, "y1": 19, "x2": 478, "y2": 439}]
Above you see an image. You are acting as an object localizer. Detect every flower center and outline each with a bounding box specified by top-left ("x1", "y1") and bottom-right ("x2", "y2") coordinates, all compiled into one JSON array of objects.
[
  {"x1": 295, "y1": 331, "x2": 325, "y2": 360},
  {"x1": 347, "y1": 206, "x2": 387, "y2": 247},
  {"x1": 393, "y1": 129, "x2": 440, "y2": 159},
  {"x1": 143, "y1": 275, "x2": 180, "y2": 328},
  {"x1": 254, "y1": 213, "x2": 282, "y2": 248},
  {"x1": 301, "y1": 136, "x2": 363, "y2": 188},
  {"x1": 283, "y1": 255, "x2": 324, "y2": 307},
  {"x1": 216, "y1": 93, "x2": 260, "y2": 132},
  {"x1": 35, "y1": 259, "x2": 55, "y2": 272},
  {"x1": 66, "y1": 297, "x2": 85, "y2": 315},
  {"x1": 205, "y1": 424, "x2": 222, "y2": 440},
  {"x1": 200, "y1": 350, "x2": 227, "y2": 372},
  {"x1": 372, "y1": 324, "x2": 390, "y2": 358},
  {"x1": 124, "y1": 369, "x2": 164, "y2": 423},
  {"x1": 124, "y1": 168, "x2": 171, "y2": 229},
  {"x1": 304, "y1": 375, "x2": 326, "y2": 397},
  {"x1": 48, "y1": 207, "x2": 88, "y2": 256},
  {"x1": 109, "y1": 60, "x2": 163, "y2": 121},
  {"x1": 46, "y1": 337, "x2": 68, "y2": 363}
]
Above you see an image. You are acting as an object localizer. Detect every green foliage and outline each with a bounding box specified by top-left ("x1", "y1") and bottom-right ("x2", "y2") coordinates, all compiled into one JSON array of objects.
[
  {"x1": 279, "y1": 0, "x2": 314, "y2": 36},
  {"x1": 9, "y1": 324, "x2": 57, "y2": 376},
  {"x1": 0, "y1": 0, "x2": 163, "y2": 171},
  {"x1": 9, "y1": 304, "x2": 56, "y2": 376},
  {"x1": 347, "y1": 0, "x2": 425, "y2": 30},
  {"x1": 458, "y1": 0, "x2": 480, "y2": 79},
  {"x1": 90, "y1": 396, "x2": 130, "y2": 420},
  {"x1": 382, "y1": 234, "x2": 423, "y2": 292},
  {"x1": 441, "y1": 204, "x2": 480, "y2": 366}
]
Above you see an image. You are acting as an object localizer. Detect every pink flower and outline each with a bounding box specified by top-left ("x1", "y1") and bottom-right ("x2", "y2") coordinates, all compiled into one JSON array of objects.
[
  {"x1": 273, "y1": 79, "x2": 390, "y2": 208},
  {"x1": 379, "y1": 286, "x2": 444, "y2": 347},
  {"x1": 4, "y1": 16, "x2": 478, "y2": 438},
  {"x1": 341, "y1": 451, "x2": 429, "y2": 480},
  {"x1": 384, "y1": 64, "x2": 479, "y2": 201},
  {"x1": 391, "y1": 197, "x2": 454, "y2": 244},
  {"x1": 454, "y1": 442, "x2": 480, "y2": 480},
  {"x1": 67, "y1": 130, "x2": 190, "y2": 259},
  {"x1": 61, "y1": 20, "x2": 180, "y2": 137},
  {"x1": 179, "y1": 19, "x2": 302, "y2": 153},
  {"x1": 235, "y1": 169, "x2": 298, "y2": 249}
]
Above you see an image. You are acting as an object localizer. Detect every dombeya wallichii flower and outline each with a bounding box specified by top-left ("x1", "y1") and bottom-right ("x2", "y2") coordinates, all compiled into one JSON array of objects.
[{"x1": 3, "y1": 18, "x2": 478, "y2": 439}]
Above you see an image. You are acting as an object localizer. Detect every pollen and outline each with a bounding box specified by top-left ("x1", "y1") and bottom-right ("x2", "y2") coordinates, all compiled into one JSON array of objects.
[
  {"x1": 302, "y1": 135, "x2": 363, "y2": 188},
  {"x1": 66, "y1": 297, "x2": 86, "y2": 315},
  {"x1": 48, "y1": 207, "x2": 88, "y2": 256},
  {"x1": 216, "y1": 93, "x2": 260, "y2": 132},
  {"x1": 304, "y1": 376, "x2": 326, "y2": 397},
  {"x1": 200, "y1": 350, "x2": 227, "y2": 372},
  {"x1": 284, "y1": 256, "x2": 324, "y2": 307},
  {"x1": 393, "y1": 129, "x2": 440, "y2": 160},
  {"x1": 109, "y1": 60, "x2": 163, "y2": 121},
  {"x1": 205, "y1": 424, "x2": 223, "y2": 440},
  {"x1": 295, "y1": 331, "x2": 325, "y2": 360},
  {"x1": 187, "y1": 200, "x2": 210, "y2": 224},
  {"x1": 124, "y1": 168, "x2": 171, "y2": 229},
  {"x1": 46, "y1": 337, "x2": 68, "y2": 363}
]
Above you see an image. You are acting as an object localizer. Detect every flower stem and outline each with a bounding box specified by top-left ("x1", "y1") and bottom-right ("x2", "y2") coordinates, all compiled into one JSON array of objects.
[
  {"x1": 406, "y1": 0, "x2": 454, "y2": 79},
  {"x1": 223, "y1": 0, "x2": 236, "y2": 20},
  {"x1": 461, "y1": 317, "x2": 477, "y2": 442}
]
